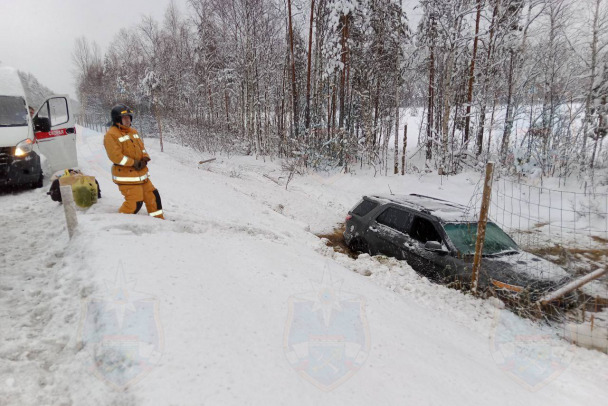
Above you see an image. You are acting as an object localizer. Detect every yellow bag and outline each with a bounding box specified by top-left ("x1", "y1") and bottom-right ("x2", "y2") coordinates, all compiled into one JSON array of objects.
[{"x1": 58, "y1": 170, "x2": 99, "y2": 208}]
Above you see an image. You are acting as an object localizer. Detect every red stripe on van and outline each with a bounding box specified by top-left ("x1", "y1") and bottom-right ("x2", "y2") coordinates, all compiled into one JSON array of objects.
[{"x1": 35, "y1": 128, "x2": 69, "y2": 140}]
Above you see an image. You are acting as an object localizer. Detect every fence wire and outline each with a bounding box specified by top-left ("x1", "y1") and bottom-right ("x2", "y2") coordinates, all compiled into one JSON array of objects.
[
  {"x1": 491, "y1": 178, "x2": 608, "y2": 249},
  {"x1": 480, "y1": 176, "x2": 608, "y2": 354}
]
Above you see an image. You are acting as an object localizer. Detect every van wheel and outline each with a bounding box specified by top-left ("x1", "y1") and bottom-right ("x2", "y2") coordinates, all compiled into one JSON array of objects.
[{"x1": 31, "y1": 172, "x2": 43, "y2": 189}]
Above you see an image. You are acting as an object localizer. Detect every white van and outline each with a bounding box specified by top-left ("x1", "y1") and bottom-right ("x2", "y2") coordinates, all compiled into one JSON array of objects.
[{"x1": 0, "y1": 66, "x2": 78, "y2": 188}]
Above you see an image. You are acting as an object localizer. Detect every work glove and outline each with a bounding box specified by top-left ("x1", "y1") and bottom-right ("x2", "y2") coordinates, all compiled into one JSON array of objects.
[{"x1": 133, "y1": 160, "x2": 147, "y2": 171}]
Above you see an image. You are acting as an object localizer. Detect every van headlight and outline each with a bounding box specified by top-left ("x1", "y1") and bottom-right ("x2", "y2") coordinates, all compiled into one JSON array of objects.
[{"x1": 14, "y1": 139, "x2": 34, "y2": 157}]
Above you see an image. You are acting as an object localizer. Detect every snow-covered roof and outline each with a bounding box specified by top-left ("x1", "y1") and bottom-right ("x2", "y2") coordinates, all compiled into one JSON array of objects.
[
  {"x1": 369, "y1": 194, "x2": 477, "y2": 222},
  {"x1": 0, "y1": 66, "x2": 26, "y2": 98}
]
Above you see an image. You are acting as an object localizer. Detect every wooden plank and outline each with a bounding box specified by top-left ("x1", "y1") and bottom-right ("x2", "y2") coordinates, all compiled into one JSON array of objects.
[{"x1": 539, "y1": 267, "x2": 608, "y2": 305}]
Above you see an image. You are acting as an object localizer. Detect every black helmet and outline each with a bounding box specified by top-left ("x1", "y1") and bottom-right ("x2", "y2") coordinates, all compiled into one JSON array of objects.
[{"x1": 110, "y1": 104, "x2": 134, "y2": 125}]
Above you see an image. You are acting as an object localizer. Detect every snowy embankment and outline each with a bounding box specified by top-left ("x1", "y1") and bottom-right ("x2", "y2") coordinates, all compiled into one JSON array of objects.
[{"x1": 1, "y1": 125, "x2": 607, "y2": 405}]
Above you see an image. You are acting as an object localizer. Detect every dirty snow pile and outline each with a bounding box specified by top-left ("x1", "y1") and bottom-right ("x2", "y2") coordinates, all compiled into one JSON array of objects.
[{"x1": 0, "y1": 125, "x2": 607, "y2": 405}]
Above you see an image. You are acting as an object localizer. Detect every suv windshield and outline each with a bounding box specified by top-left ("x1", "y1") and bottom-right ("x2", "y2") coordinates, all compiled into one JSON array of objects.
[
  {"x1": 0, "y1": 96, "x2": 28, "y2": 127},
  {"x1": 444, "y1": 222, "x2": 518, "y2": 256}
]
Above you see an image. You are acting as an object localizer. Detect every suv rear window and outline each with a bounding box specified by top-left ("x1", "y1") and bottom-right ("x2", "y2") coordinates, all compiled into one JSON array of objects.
[
  {"x1": 376, "y1": 207, "x2": 410, "y2": 234},
  {"x1": 352, "y1": 200, "x2": 378, "y2": 217}
]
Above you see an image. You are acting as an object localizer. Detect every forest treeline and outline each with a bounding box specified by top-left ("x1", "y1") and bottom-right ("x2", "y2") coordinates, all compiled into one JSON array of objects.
[{"x1": 73, "y1": 0, "x2": 608, "y2": 177}]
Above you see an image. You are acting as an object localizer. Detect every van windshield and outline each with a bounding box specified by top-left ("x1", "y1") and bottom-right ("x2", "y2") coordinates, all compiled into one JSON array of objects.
[{"x1": 0, "y1": 96, "x2": 28, "y2": 127}]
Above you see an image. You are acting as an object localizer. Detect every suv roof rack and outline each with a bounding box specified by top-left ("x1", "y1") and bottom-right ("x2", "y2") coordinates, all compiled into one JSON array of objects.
[
  {"x1": 408, "y1": 193, "x2": 467, "y2": 208},
  {"x1": 368, "y1": 193, "x2": 473, "y2": 221}
]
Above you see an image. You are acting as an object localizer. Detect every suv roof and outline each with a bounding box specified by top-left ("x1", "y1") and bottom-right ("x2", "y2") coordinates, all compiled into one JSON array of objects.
[{"x1": 367, "y1": 194, "x2": 477, "y2": 222}]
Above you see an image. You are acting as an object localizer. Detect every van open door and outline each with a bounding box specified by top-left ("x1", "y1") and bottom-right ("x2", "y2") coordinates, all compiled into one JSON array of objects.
[{"x1": 33, "y1": 96, "x2": 78, "y2": 174}]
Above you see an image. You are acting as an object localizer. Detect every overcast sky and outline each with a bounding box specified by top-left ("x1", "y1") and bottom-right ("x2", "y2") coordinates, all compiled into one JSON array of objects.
[
  {"x1": 0, "y1": 0, "x2": 189, "y2": 98},
  {"x1": 0, "y1": 0, "x2": 422, "y2": 100}
]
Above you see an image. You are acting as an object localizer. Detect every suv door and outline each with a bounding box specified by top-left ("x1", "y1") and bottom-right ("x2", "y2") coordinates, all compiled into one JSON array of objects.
[
  {"x1": 365, "y1": 207, "x2": 411, "y2": 259},
  {"x1": 33, "y1": 96, "x2": 78, "y2": 173},
  {"x1": 405, "y1": 215, "x2": 455, "y2": 281}
]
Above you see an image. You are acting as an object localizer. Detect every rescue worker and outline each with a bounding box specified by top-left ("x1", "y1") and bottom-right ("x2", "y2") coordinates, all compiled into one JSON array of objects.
[{"x1": 103, "y1": 104, "x2": 164, "y2": 219}]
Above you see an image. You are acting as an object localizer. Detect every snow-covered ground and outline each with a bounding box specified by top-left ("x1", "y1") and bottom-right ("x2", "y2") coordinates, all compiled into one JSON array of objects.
[{"x1": 1, "y1": 125, "x2": 607, "y2": 405}]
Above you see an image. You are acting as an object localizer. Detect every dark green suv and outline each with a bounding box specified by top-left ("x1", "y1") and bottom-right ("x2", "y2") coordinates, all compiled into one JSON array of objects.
[{"x1": 344, "y1": 194, "x2": 573, "y2": 297}]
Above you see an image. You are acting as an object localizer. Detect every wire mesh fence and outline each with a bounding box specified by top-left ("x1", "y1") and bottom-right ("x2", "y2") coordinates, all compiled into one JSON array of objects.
[
  {"x1": 491, "y1": 178, "x2": 608, "y2": 250},
  {"x1": 479, "y1": 175, "x2": 608, "y2": 354}
]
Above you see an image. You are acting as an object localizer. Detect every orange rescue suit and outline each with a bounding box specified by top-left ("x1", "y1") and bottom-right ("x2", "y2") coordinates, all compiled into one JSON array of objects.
[{"x1": 103, "y1": 124, "x2": 164, "y2": 219}]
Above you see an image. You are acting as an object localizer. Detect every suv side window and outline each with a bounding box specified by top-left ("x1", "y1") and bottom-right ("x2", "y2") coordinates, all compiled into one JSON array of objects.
[
  {"x1": 376, "y1": 207, "x2": 410, "y2": 234},
  {"x1": 352, "y1": 200, "x2": 378, "y2": 217},
  {"x1": 410, "y1": 216, "x2": 441, "y2": 243}
]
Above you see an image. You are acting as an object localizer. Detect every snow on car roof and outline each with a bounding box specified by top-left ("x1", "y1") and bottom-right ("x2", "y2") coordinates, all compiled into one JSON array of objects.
[
  {"x1": 369, "y1": 193, "x2": 478, "y2": 222},
  {"x1": 0, "y1": 67, "x2": 26, "y2": 97}
]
